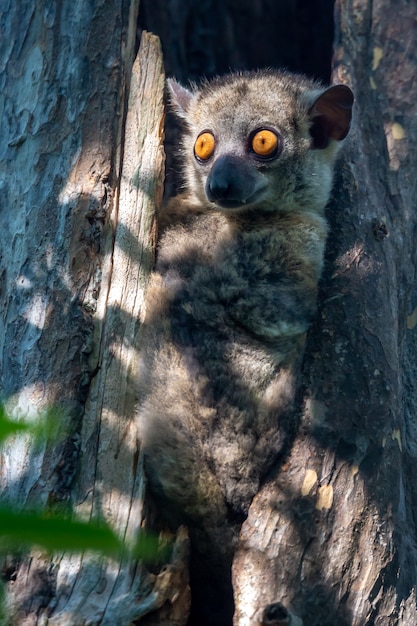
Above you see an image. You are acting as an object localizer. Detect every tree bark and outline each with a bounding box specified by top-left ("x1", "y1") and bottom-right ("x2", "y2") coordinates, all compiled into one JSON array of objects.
[
  {"x1": 139, "y1": 1, "x2": 417, "y2": 622},
  {"x1": 0, "y1": 5, "x2": 185, "y2": 624},
  {"x1": 232, "y1": 1, "x2": 417, "y2": 624},
  {"x1": 2, "y1": 1, "x2": 417, "y2": 625}
]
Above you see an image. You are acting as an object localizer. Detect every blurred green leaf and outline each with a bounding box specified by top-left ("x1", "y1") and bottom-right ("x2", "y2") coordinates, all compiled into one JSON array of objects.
[
  {"x1": 0, "y1": 508, "x2": 122, "y2": 556},
  {"x1": 0, "y1": 406, "x2": 29, "y2": 441},
  {"x1": 0, "y1": 405, "x2": 165, "y2": 565},
  {"x1": 0, "y1": 404, "x2": 62, "y2": 445},
  {"x1": 0, "y1": 507, "x2": 167, "y2": 563},
  {"x1": 132, "y1": 530, "x2": 170, "y2": 563}
]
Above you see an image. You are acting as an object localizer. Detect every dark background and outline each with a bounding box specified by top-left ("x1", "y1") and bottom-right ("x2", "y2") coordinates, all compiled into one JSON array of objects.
[
  {"x1": 138, "y1": 0, "x2": 336, "y2": 199},
  {"x1": 138, "y1": 0, "x2": 335, "y2": 83}
]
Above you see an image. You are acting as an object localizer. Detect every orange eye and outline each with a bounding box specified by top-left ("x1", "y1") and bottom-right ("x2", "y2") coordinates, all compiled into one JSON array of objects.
[
  {"x1": 251, "y1": 129, "x2": 279, "y2": 158},
  {"x1": 194, "y1": 132, "x2": 216, "y2": 161}
]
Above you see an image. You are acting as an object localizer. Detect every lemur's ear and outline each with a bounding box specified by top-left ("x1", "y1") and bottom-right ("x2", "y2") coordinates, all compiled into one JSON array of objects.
[
  {"x1": 167, "y1": 78, "x2": 194, "y2": 118},
  {"x1": 309, "y1": 85, "x2": 354, "y2": 149}
]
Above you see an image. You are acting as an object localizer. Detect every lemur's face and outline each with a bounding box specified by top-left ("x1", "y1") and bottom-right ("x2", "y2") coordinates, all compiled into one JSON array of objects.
[{"x1": 169, "y1": 71, "x2": 353, "y2": 213}]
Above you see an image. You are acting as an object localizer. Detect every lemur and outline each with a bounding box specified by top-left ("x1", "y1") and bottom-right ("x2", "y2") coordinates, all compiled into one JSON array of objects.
[{"x1": 138, "y1": 70, "x2": 353, "y2": 625}]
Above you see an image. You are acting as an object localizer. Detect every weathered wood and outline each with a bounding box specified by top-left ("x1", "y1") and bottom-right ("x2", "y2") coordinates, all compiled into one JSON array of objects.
[
  {"x1": 42, "y1": 31, "x2": 168, "y2": 626},
  {"x1": 232, "y1": 1, "x2": 417, "y2": 625},
  {"x1": 0, "y1": 4, "x2": 182, "y2": 623},
  {"x1": 3, "y1": 1, "x2": 416, "y2": 624}
]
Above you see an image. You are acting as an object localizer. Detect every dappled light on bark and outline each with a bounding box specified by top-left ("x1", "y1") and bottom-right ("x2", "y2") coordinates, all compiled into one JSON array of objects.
[{"x1": 1, "y1": 0, "x2": 417, "y2": 624}]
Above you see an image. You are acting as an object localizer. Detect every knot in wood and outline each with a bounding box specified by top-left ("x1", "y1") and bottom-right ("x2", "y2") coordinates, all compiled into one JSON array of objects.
[{"x1": 262, "y1": 601, "x2": 291, "y2": 625}]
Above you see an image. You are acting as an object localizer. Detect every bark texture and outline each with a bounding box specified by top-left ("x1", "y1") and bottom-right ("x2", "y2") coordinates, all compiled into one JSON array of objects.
[
  {"x1": 232, "y1": 1, "x2": 417, "y2": 624},
  {"x1": 1, "y1": 0, "x2": 416, "y2": 625},
  {"x1": 139, "y1": 1, "x2": 417, "y2": 624},
  {"x1": 0, "y1": 5, "x2": 183, "y2": 624}
]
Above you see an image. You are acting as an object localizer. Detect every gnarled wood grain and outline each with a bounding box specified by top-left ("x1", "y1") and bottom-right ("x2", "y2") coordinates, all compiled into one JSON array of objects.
[
  {"x1": 0, "y1": 5, "x2": 184, "y2": 622},
  {"x1": 232, "y1": 1, "x2": 417, "y2": 624}
]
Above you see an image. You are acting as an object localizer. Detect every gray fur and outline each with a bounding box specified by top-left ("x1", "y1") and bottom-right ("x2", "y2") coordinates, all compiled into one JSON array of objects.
[{"x1": 138, "y1": 69, "x2": 353, "y2": 624}]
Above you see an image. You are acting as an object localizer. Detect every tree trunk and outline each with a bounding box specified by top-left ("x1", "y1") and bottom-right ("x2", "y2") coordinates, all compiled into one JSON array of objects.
[
  {"x1": 232, "y1": 1, "x2": 417, "y2": 624},
  {"x1": 142, "y1": 0, "x2": 417, "y2": 624},
  {"x1": 0, "y1": 5, "x2": 186, "y2": 624},
  {"x1": 2, "y1": 1, "x2": 417, "y2": 625}
]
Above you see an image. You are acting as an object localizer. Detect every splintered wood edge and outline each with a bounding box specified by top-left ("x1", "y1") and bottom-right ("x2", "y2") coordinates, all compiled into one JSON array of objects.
[
  {"x1": 68, "y1": 31, "x2": 169, "y2": 624},
  {"x1": 114, "y1": 30, "x2": 165, "y2": 324},
  {"x1": 90, "y1": 30, "x2": 166, "y2": 513},
  {"x1": 94, "y1": 31, "x2": 166, "y2": 427}
]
